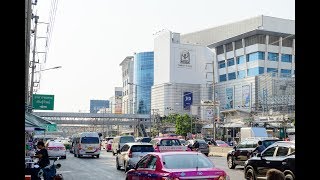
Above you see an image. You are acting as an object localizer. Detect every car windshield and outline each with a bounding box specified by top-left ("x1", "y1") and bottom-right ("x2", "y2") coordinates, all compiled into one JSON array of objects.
[
  {"x1": 120, "y1": 137, "x2": 135, "y2": 143},
  {"x1": 262, "y1": 140, "x2": 280, "y2": 147},
  {"x1": 48, "y1": 142, "x2": 64, "y2": 147},
  {"x1": 81, "y1": 137, "x2": 100, "y2": 144},
  {"x1": 140, "y1": 138, "x2": 151, "y2": 143},
  {"x1": 131, "y1": 145, "x2": 154, "y2": 152},
  {"x1": 163, "y1": 154, "x2": 214, "y2": 169},
  {"x1": 160, "y1": 139, "x2": 181, "y2": 146}
]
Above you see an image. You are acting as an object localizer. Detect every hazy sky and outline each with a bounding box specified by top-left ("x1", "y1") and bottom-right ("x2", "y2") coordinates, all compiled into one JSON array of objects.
[{"x1": 34, "y1": 0, "x2": 295, "y2": 112}]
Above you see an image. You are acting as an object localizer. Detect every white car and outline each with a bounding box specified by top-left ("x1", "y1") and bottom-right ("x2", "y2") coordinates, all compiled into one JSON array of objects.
[
  {"x1": 116, "y1": 142, "x2": 154, "y2": 172},
  {"x1": 46, "y1": 141, "x2": 66, "y2": 159}
]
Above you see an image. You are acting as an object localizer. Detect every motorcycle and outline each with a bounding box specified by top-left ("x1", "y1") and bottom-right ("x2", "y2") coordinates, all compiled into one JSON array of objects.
[{"x1": 37, "y1": 157, "x2": 63, "y2": 180}]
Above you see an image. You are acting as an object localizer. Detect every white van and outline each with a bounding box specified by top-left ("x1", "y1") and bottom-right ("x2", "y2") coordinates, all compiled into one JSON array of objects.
[
  {"x1": 73, "y1": 132, "x2": 101, "y2": 158},
  {"x1": 112, "y1": 135, "x2": 135, "y2": 155}
]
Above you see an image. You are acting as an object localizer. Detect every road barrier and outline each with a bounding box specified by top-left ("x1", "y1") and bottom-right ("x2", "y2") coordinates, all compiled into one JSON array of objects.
[{"x1": 208, "y1": 146, "x2": 233, "y2": 157}]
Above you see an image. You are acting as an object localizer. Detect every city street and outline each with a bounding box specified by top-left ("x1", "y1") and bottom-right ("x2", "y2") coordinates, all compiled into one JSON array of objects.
[{"x1": 56, "y1": 150, "x2": 245, "y2": 180}]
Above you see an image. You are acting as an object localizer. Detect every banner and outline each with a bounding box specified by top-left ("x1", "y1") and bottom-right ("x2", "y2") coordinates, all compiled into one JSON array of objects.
[
  {"x1": 225, "y1": 87, "x2": 234, "y2": 109},
  {"x1": 242, "y1": 85, "x2": 250, "y2": 108},
  {"x1": 183, "y1": 92, "x2": 193, "y2": 110}
]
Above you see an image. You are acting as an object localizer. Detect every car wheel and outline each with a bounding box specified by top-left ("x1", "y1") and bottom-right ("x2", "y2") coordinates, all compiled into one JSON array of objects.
[
  {"x1": 285, "y1": 173, "x2": 294, "y2": 180},
  {"x1": 116, "y1": 158, "x2": 121, "y2": 170},
  {"x1": 227, "y1": 156, "x2": 236, "y2": 169},
  {"x1": 96, "y1": 155, "x2": 100, "y2": 158},
  {"x1": 113, "y1": 151, "x2": 116, "y2": 156},
  {"x1": 245, "y1": 168, "x2": 256, "y2": 180},
  {"x1": 74, "y1": 153, "x2": 76, "y2": 157},
  {"x1": 204, "y1": 153, "x2": 209, "y2": 156}
]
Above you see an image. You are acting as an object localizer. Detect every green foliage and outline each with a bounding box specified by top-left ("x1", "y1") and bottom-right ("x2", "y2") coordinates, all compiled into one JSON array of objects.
[{"x1": 164, "y1": 114, "x2": 195, "y2": 136}]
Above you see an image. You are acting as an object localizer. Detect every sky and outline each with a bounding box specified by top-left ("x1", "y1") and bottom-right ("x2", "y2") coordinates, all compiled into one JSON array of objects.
[{"x1": 34, "y1": 0, "x2": 295, "y2": 112}]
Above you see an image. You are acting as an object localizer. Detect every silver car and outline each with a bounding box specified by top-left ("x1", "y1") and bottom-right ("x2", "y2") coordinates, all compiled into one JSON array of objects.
[{"x1": 116, "y1": 142, "x2": 154, "y2": 172}]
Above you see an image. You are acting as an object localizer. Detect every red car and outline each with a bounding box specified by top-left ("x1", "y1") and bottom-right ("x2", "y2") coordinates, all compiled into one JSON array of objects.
[
  {"x1": 215, "y1": 140, "x2": 230, "y2": 147},
  {"x1": 126, "y1": 151, "x2": 229, "y2": 180},
  {"x1": 106, "y1": 139, "x2": 113, "y2": 152}
]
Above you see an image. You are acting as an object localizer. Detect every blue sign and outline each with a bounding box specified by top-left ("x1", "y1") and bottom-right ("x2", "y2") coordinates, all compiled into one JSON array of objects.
[{"x1": 183, "y1": 92, "x2": 193, "y2": 110}]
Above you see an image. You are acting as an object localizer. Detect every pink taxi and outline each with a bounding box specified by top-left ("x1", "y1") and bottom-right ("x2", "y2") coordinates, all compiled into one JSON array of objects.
[
  {"x1": 149, "y1": 137, "x2": 191, "y2": 152},
  {"x1": 126, "y1": 151, "x2": 230, "y2": 180}
]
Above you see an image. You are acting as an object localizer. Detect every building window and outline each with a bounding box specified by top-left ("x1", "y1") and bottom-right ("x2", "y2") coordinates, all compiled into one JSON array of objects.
[
  {"x1": 219, "y1": 74, "x2": 227, "y2": 82},
  {"x1": 226, "y1": 43, "x2": 233, "y2": 52},
  {"x1": 247, "y1": 67, "x2": 264, "y2": 77},
  {"x1": 237, "y1": 70, "x2": 246, "y2": 79},
  {"x1": 268, "y1": 52, "x2": 279, "y2": 61},
  {"x1": 228, "y1": 72, "x2": 236, "y2": 80},
  {"x1": 267, "y1": 68, "x2": 278, "y2": 76},
  {"x1": 281, "y1": 54, "x2": 292, "y2": 63},
  {"x1": 245, "y1": 35, "x2": 266, "y2": 46},
  {"x1": 227, "y1": 58, "x2": 235, "y2": 67},
  {"x1": 282, "y1": 37, "x2": 293, "y2": 47},
  {"x1": 235, "y1": 40, "x2": 243, "y2": 50},
  {"x1": 218, "y1": 61, "x2": 226, "y2": 69},
  {"x1": 247, "y1": 52, "x2": 265, "y2": 62},
  {"x1": 281, "y1": 69, "x2": 291, "y2": 78},
  {"x1": 216, "y1": 45, "x2": 224, "y2": 55},
  {"x1": 269, "y1": 35, "x2": 279, "y2": 46},
  {"x1": 237, "y1": 56, "x2": 245, "y2": 64}
]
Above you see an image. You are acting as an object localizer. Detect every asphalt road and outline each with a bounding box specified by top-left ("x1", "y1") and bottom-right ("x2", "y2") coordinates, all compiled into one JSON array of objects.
[{"x1": 56, "y1": 151, "x2": 244, "y2": 180}]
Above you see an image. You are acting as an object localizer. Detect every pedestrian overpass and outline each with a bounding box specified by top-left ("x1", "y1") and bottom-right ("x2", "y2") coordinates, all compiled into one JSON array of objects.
[{"x1": 33, "y1": 112, "x2": 151, "y2": 137}]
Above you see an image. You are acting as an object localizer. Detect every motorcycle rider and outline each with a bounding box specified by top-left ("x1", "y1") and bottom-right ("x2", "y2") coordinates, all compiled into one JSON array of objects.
[{"x1": 33, "y1": 141, "x2": 50, "y2": 179}]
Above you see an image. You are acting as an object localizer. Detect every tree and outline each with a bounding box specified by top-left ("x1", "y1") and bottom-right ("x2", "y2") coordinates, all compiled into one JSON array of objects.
[{"x1": 163, "y1": 114, "x2": 195, "y2": 136}]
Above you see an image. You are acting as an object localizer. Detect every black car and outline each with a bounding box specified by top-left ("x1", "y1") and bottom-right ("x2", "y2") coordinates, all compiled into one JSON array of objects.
[
  {"x1": 227, "y1": 137, "x2": 280, "y2": 169},
  {"x1": 244, "y1": 141, "x2": 295, "y2": 180}
]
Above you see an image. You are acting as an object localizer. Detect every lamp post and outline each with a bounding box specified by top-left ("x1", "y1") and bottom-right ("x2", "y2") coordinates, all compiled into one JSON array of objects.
[{"x1": 28, "y1": 65, "x2": 62, "y2": 112}]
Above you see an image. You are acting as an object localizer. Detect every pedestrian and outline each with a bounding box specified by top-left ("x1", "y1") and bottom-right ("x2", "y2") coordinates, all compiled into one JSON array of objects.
[
  {"x1": 33, "y1": 141, "x2": 50, "y2": 179},
  {"x1": 193, "y1": 140, "x2": 200, "y2": 151},
  {"x1": 266, "y1": 169, "x2": 285, "y2": 180}
]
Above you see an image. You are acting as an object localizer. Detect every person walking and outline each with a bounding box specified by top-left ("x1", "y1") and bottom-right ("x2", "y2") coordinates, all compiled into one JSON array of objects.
[{"x1": 266, "y1": 169, "x2": 285, "y2": 180}]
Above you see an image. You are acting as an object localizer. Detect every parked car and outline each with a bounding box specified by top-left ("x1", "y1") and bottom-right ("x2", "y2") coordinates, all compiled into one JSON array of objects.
[
  {"x1": 244, "y1": 141, "x2": 295, "y2": 180},
  {"x1": 115, "y1": 142, "x2": 154, "y2": 172},
  {"x1": 126, "y1": 151, "x2": 230, "y2": 180},
  {"x1": 106, "y1": 139, "x2": 113, "y2": 152},
  {"x1": 215, "y1": 140, "x2": 230, "y2": 147},
  {"x1": 185, "y1": 139, "x2": 209, "y2": 156},
  {"x1": 45, "y1": 140, "x2": 66, "y2": 159},
  {"x1": 227, "y1": 137, "x2": 280, "y2": 169},
  {"x1": 135, "y1": 137, "x2": 152, "y2": 143}
]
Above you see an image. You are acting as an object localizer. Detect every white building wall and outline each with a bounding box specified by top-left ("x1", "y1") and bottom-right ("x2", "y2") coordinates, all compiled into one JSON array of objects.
[{"x1": 154, "y1": 31, "x2": 171, "y2": 85}]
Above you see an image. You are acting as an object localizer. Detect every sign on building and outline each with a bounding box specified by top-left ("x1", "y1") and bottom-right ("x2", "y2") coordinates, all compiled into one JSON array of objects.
[
  {"x1": 183, "y1": 92, "x2": 193, "y2": 110},
  {"x1": 32, "y1": 94, "x2": 54, "y2": 110}
]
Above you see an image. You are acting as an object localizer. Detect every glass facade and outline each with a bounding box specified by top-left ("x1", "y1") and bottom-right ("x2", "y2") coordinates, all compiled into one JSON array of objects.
[
  {"x1": 268, "y1": 52, "x2": 279, "y2": 61},
  {"x1": 219, "y1": 74, "x2": 227, "y2": 82},
  {"x1": 237, "y1": 70, "x2": 246, "y2": 79},
  {"x1": 280, "y1": 69, "x2": 291, "y2": 77},
  {"x1": 267, "y1": 68, "x2": 278, "y2": 77},
  {"x1": 247, "y1": 67, "x2": 264, "y2": 77},
  {"x1": 247, "y1": 52, "x2": 265, "y2": 62},
  {"x1": 281, "y1": 54, "x2": 292, "y2": 63},
  {"x1": 218, "y1": 61, "x2": 226, "y2": 69},
  {"x1": 236, "y1": 56, "x2": 245, "y2": 64},
  {"x1": 228, "y1": 72, "x2": 236, "y2": 80},
  {"x1": 227, "y1": 58, "x2": 235, "y2": 66},
  {"x1": 134, "y1": 52, "x2": 154, "y2": 114}
]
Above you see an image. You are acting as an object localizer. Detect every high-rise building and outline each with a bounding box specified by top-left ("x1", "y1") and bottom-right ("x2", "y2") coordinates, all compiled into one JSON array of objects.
[
  {"x1": 133, "y1": 52, "x2": 154, "y2": 114},
  {"x1": 90, "y1": 100, "x2": 109, "y2": 113},
  {"x1": 152, "y1": 30, "x2": 214, "y2": 120},
  {"x1": 181, "y1": 15, "x2": 295, "y2": 121},
  {"x1": 120, "y1": 56, "x2": 134, "y2": 114}
]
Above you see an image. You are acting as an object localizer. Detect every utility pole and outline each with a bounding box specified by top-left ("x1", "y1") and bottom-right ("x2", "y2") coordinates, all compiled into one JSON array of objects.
[
  {"x1": 212, "y1": 60, "x2": 217, "y2": 141},
  {"x1": 28, "y1": 15, "x2": 39, "y2": 112},
  {"x1": 25, "y1": 0, "x2": 33, "y2": 106}
]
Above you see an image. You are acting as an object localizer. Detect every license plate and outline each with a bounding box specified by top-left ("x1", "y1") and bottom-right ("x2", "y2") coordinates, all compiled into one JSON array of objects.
[
  {"x1": 87, "y1": 147, "x2": 93, "y2": 150},
  {"x1": 54, "y1": 148, "x2": 59, "y2": 151}
]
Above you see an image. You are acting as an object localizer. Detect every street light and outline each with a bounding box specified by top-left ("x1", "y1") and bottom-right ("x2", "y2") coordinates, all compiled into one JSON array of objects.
[{"x1": 28, "y1": 65, "x2": 62, "y2": 112}]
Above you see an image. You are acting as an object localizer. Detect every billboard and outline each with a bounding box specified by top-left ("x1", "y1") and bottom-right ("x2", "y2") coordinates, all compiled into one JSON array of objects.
[
  {"x1": 242, "y1": 85, "x2": 250, "y2": 108},
  {"x1": 183, "y1": 92, "x2": 193, "y2": 110},
  {"x1": 225, "y1": 87, "x2": 234, "y2": 109},
  {"x1": 90, "y1": 100, "x2": 109, "y2": 113},
  {"x1": 115, "y1": 96, "x2": 122, "y2": 114}
]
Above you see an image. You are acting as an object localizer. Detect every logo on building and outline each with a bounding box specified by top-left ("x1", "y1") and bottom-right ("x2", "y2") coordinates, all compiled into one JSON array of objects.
[{"x1": 180, "y1": 50, "x2": 190, "y2": 64}]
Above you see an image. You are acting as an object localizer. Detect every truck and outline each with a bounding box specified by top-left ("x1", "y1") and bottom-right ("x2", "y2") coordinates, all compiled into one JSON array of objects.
[{"x1": 240, "y1": 127, "x2": 268, "y2": 141}]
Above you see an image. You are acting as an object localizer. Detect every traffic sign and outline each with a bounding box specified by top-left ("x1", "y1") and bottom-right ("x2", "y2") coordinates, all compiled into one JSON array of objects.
[
  {"x1": 32, "y1": 94, "x2": 54, "y2": 110},
  {"x1": 46, "y1": 124, "x2": 57, "y2": 132}
]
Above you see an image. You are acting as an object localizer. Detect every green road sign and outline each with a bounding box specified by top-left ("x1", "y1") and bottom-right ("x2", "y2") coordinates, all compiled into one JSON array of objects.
[
  {"x1": 32, "y1": 94, "x2": 54, "y2": 110},
  {"x1": 46, "y1": 124, "x2": 57, "y2": 132}
]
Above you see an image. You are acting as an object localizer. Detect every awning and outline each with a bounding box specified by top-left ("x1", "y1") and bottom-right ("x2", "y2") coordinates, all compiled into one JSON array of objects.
[{"x1": 25, "y1": 112, "x2": 55, "y2": 131}]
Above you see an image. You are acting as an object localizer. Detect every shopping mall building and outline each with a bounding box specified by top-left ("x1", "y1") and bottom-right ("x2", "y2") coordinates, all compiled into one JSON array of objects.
[{"x1": 152, "y1": 15, "x2": 295, "y2": 126}]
